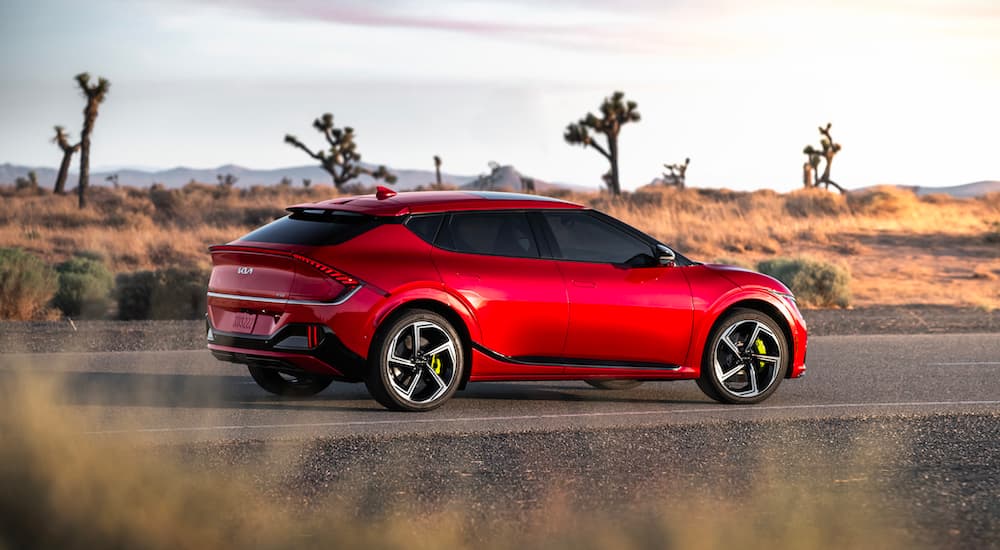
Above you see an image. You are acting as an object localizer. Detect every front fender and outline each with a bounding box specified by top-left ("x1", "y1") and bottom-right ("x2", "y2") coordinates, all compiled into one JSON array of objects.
[{"x1": 686, "y1": 286, "x2": 806, "y2": 377}]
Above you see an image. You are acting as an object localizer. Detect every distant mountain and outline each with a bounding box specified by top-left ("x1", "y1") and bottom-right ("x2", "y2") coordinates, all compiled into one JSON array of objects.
[
  {"x1": 907, "y1": 181, "x2": 1000, "y2": 198},
  {"x1": 0, "y1": 162, "x2": 587, "y2": 193}
]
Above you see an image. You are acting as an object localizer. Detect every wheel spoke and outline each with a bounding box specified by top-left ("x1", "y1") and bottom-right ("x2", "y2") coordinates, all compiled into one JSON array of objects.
[
  {"x1": 747, "y1": 322, "x2": 763, "y2": 352},
  {"x1": 720, "y1": 364, "x2": 745, "y2": 381},
  {"x1": 751, "y1": 354, "x2": 780, "y2": 364},
  {"x1": 411, "y1": 323, "x2": 421, "y2": 359},
  {"x1": 388, "y1": 354, "x2": 415, "y2": 367},
  {"x1": 746, "y1": 363, "x2": 759, "y2": 394},
  {"x1": 425, "y1": 342, "x2": 453, "y2": 357},
  {"x1": 424, "y1": 365, "x2": 446, "y2": 392},
  {"x1": 404, "y1": 369, "x2": 422, "y2": 398}
]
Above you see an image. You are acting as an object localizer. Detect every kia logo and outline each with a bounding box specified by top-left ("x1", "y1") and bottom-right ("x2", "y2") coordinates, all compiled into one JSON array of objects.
[{"x1": 237, "y1": 267, "x2": 254, "y2": 275}]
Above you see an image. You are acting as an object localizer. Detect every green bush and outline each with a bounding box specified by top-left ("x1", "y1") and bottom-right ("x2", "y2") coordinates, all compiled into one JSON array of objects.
[
  {"x1": 757, "y1": 257, "x2": 851, "y2": 308},
  {"x1": 0, "y1": 248, "x2": 58, "y2": 320},
  {"x1": 53, "y1": 253, "x2": 114, "y2": 318},
  {"x1": 116, "y1": 267, "x2": 210, "y2": 320}
]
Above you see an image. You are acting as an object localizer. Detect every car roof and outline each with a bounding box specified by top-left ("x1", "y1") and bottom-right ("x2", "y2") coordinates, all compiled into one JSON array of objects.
[{"x1": 288, "y1": 190, "x2": 585, "y2": 216}]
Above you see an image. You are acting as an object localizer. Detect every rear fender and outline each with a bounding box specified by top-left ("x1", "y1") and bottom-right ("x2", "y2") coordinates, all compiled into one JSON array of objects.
[{"x1": 366, "y1": 284, "x2": 483, "y2": 350}]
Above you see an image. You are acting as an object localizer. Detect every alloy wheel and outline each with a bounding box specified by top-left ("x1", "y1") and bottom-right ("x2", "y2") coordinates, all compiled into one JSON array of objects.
[
  {"x1": 384, "y1": 320, "x2": 459, "y2": 405},
  {"x1": 712, "y1": 319, "x2": 783, "y2": 399}
]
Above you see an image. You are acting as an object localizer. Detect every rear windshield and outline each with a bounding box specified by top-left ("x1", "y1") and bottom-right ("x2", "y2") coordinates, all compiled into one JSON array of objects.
[{"x1": 239, "y1": 210, "x2": 377, "y2": 246}]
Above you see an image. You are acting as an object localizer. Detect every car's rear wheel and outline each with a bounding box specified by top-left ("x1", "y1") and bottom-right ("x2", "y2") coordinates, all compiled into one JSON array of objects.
[
  {"x1": 247, "y1": 366, "x2": 334, "y2": 397},
  {"x1": 365, "y1": 309, "x2": 465, "y2": 412},
  {"x1": 585, "y1": 380, "x2": 644, "y2": 390},
  {"x1": 699, "y1": 308, "x2": 788, "y2": 404}
]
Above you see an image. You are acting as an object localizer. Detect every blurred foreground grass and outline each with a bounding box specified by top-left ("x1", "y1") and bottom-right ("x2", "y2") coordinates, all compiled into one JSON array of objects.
[{"x1": 0, "y1": 369, "x2": 925, "y2": 550}]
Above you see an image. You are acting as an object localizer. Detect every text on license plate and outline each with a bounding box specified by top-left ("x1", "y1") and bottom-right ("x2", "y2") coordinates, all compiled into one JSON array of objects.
[{"x1": 233, "y1": 312, "x2": 257, "y2": 333}]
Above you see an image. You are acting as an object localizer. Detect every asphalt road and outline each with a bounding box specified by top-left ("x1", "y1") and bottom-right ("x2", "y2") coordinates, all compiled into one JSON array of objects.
[
  {"x1": 2, "y1": 332, "x2": 999, "y2": 548},
  {"x1": 1, "y1": 333, "x2": 997, "y2": 441}
]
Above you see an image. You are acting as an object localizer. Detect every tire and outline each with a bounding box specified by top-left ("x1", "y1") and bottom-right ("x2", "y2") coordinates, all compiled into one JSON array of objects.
[
  {"x1": 698, "y1": 308, "x2": 788, "y2": 404},
  {"x1": 247, "y1": 365, "x2": 334, "y2": 397},
  {"x1": 365, "y1": 309, "x2": 465, "y2": 412},
  {"x1": 585, "y1": 380, "x2": 644, "y2": 390}
]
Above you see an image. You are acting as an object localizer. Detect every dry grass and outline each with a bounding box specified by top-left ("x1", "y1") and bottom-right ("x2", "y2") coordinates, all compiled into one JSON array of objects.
[{"x1": 1, "y1": 183, "x2": 998, "y2": 309}]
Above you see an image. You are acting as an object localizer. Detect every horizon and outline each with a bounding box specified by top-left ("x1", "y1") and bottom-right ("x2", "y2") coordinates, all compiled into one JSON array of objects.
[{"x1": 2, "y1": 0, "x2": 998, "y2": 192}]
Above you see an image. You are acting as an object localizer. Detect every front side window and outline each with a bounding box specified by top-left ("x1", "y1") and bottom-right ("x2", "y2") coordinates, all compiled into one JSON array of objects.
[
  {"x1": 541, "y1": 211, "x2": 652, "y2": 264},
  {"x1": 436, "y1": 212, "x2": 540, "y2": 258}
]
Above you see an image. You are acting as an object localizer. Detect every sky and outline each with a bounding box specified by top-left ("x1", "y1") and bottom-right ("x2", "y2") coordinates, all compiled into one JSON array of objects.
[{"x1": 1, "y1": 0, "x2": 998, "y2": 191}]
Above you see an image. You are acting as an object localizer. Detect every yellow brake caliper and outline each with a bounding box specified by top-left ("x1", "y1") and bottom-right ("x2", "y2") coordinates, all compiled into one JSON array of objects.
[
  {"x1": 430, "y1": 354, "x2": 442, "y2": 374},
  {"x1": 755, "y1": 339, "x2": 767, "y2": 368}
]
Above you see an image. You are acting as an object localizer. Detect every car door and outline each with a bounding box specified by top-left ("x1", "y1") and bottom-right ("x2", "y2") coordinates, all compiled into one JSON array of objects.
[
  {"x1": 427, "y1": 211, "x2": 568, "y2": 375},
  {"x1": 535, "y1": 210, "x2": 694, "y2": 370}
]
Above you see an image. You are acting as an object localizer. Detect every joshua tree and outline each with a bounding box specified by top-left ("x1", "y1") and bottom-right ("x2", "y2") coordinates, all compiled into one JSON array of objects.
[
  {"x1": 105, "y1": 173, "x2": 119, "y2": 188},
  {"x1": 74, "y1": 72, "x2": 110, "y2": 209},
  {"x1": 302, "y1": 178, "x2": 311, "y2": 188},
  {"x1": 564, "y1": 91, "x2": 640, "y2": 195},
  {"x1": 433, "y1": 155, "x2": 442, "y2": 186},
  {"x1": 52, "y1": 126, "x2": 80, "y2": 195},
  {"x1": 217, "y1": 173, "x2": 238, "y2": 188},
  {"x1": 802, "y1": 123, "x2": 845, "y2": 194},
  {"x1": 284, "y1": 113, "x2": 397, "y2": 189},
  {"x1": 662, "y1": 157, "x2": 690, "y2": 188}
]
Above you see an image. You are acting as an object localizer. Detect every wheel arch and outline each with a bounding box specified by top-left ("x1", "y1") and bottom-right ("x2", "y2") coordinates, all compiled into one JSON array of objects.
[
  {"x1": 368, "y1": 296, "x2": 477, "y2": 390},
  {"x1": 691, "y1": 295, "x2": 797, "y2": 378}
]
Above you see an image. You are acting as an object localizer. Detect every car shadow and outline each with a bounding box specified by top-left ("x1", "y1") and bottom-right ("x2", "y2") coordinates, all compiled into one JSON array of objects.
[
  {"x1": 0, "y1": 370, "x2": 378, "y2": 412},
  {"x1": 0, "y1": 370, "x2": 711, "y2": 411},
  {"x1": 455, "y1": 382, "x2": 708, "y2": 406}
]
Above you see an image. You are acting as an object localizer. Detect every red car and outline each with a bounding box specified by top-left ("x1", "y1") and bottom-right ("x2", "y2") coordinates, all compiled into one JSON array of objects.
[{"x1": 207, "y1": 188, "x2": 807, "y2": 411}]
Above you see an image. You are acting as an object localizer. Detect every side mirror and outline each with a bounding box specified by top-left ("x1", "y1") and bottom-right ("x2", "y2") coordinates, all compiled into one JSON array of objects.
[{"x1": 657, "y1": 245, "x2": 676, "y2": 267}]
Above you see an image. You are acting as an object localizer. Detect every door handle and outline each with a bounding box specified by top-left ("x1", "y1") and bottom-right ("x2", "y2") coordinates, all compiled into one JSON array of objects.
[{"x1": 572, "y1": 280, "x2": 596, "y2": 288}]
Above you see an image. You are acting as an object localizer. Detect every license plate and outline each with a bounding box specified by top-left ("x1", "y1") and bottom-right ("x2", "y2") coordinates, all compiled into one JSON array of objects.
[{"x1": 233, "y1": 312, "x2": 257, "y2": 333}]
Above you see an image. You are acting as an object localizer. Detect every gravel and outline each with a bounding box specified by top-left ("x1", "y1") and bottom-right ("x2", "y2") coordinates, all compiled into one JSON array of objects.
[{"x1": 180, "y1": 412, "x2": 1000, "y2": 548}]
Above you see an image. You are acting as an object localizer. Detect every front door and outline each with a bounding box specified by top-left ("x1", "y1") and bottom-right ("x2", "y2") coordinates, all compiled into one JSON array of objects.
[{"x1": 536, "y1": 210, "x2": 694, "y2": 369}]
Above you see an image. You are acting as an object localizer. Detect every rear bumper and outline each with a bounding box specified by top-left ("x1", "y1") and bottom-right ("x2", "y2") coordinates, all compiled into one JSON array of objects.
[{"x1": 206, "y1": 319, "x2": 367, "y2": 381}]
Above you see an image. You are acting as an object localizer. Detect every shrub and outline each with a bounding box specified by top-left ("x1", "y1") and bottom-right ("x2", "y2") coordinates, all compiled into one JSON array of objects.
[
  {"x1": 784, "y1": 188, "x2": 849, "y2": 217},
  {"x1": 757, "y1": 257, "x2": 851, "y2": 308},
  {"x1": 116, "y1": 267, "x2": 210, "y2": 320},
  {"x1": 53, "y1": 253, "x2": 114, "y2": 318},
  {"x1": 0, "y1": 248, "x2": 58, "y2": 320},
  {"x1": 846, "y1": 186, "x2": 918, "y2": 217}
]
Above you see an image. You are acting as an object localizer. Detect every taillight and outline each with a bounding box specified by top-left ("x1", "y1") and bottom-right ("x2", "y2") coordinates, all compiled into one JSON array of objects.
[{"x1": 291, "y1": 253, "x2": 358, "y2": 288}]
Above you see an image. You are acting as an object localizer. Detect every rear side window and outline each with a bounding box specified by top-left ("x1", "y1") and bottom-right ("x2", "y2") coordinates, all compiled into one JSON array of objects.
[
  {"x1": 541, "y1": 211, "x2": 651, "y2": 263},
  {"x1": 240, "y1": 211, "x2": 377, "y2": 246},
  {"x1": 405, "y1": 214, "x2": 444, "y2": 243},
  {"x1": 436, "y1": 212, "x2": 539, "y2": 258}
]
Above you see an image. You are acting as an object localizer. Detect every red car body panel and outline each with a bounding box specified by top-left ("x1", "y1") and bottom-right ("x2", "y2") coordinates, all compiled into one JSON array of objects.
[{"x1": 206, "y1": 190, "x2": 807, "y2": 393}]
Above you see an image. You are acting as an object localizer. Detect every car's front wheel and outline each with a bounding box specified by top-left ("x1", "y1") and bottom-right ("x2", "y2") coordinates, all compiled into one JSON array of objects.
[
  {"x1": 698, "y1": 308, "x2": 788, "y2": 404},
  {"x1": 247, "y1": 366, "x2": 334, "y2": 397},
  {"x1": 365, "y1": 309, "x2": 465, "y2": 411}
]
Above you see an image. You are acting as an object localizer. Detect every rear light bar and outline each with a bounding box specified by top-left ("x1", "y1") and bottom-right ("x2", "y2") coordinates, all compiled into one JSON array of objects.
[
  {"x1": 209, "y1": 245, "x2": 359, "y2": 288},
  {"x1": 292, "y1": 253, "x2": 358, "y2": 287}
]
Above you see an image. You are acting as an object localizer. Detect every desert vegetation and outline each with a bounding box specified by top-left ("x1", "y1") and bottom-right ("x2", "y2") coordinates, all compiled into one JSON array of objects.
[
  {"x1": 0, "y1": 181, "x2": 997, "y2": 319},
  {"x1": 285, "y1": 113, "x2": 397, "y2": 188},
  {"x1": 564, "y1": 91, "x2": 641, "y2": 196}
]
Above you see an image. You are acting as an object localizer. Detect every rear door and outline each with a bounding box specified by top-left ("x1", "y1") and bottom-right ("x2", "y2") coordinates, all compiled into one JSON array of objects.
[
  {"x1": 536, "y1": 210, "x2": 694, "y2": 370},
  {"x1": 427, "y1": 211, "x2": 568, "y2": 375}
]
